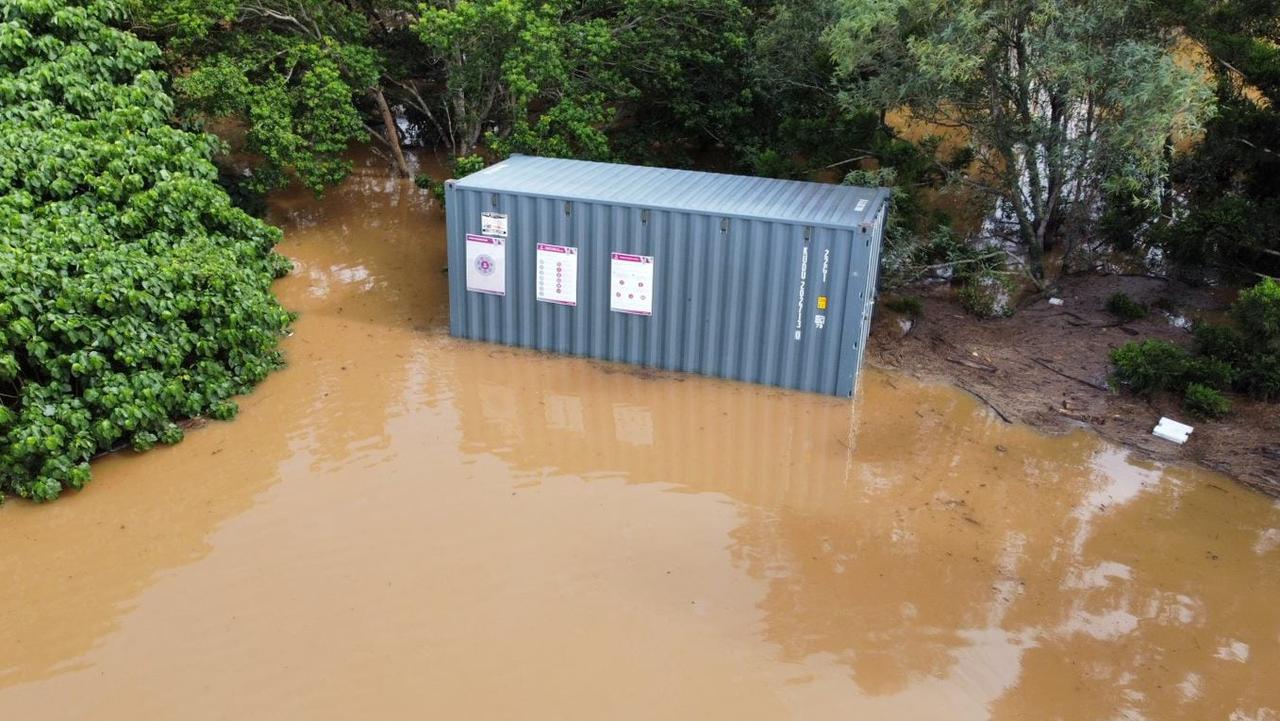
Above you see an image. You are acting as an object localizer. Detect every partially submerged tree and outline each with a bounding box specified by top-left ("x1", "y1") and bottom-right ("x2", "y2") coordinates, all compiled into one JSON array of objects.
[
  {"x1": 409, "y1": 0, "x2": 622, "y2": 159},
  {"x1": 130, "y1": 0, "x2": 402, "y2": 191},
  {"x1": 828, "y1": 0, "x2": 1215, "y2": 280},
  {"x1": 408, "y1": 0, "x2": 754, "y2": 162}
]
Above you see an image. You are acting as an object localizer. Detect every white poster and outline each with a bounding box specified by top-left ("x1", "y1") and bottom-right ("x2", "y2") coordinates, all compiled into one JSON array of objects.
[
  {"x1": 610, "y1": 252, "x2": 654, "y2": 316},
  {"x1": 536, "y1": 243, "x2": 578, "y2": 306},
  {"x1": 465, "y1": 233, "x2": 505, "y2": 295},
  {"x1": 480, "y1": 212, "x2": 508, "y2": 238}
]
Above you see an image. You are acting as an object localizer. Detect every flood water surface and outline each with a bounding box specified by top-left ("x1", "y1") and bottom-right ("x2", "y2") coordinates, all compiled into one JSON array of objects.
[{"x1": 3, "y1": 154, "x2": 1279, "y2": 721}]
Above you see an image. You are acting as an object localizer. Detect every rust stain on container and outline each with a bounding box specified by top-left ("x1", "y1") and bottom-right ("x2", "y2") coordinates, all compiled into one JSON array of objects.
[{"x1": 0, "y1": 151, "x2": 1278, "y2": 721}]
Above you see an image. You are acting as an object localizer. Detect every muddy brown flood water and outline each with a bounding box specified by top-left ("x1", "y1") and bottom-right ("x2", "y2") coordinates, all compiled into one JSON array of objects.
[{"x1": 2, "y1": 153, "x2": 1279, "y2": 720}]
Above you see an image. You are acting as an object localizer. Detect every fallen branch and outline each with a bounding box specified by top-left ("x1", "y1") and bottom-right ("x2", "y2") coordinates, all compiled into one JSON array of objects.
[
  {"x1": 1054, "y1": 406, "x2": 1093, "y2": 422},
  {"x1": 946, "y1": 356, "x2": 997, "y2": 372},
  {"x1": 824, "y1": 154, "x2": 872, "y2": 169},
  {"x1": 1065, "y1": 318, "x2": 1140, "y2": 335},
  {"x1": 958, "y1": 383, "x2": 1012, "y2": 423},
  {"x1": 1030, "y1": 357, "x2": 1109, "y2": 392}
]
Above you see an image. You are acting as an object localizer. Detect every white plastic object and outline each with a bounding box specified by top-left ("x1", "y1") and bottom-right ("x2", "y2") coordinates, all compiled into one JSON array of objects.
[
  {"x1": 1048, "y1": 297, "x2": 1064, "y2": 306},
  {"x1": 1152, "y1": 417, "x2": 1193, "y2": 444}
]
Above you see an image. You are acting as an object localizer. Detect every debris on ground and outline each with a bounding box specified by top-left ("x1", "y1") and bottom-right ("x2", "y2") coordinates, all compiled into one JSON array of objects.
[
  {"x1": 870, "y1": 273, "x2": 1279, "y2": 496},
  {"x1": 1153, "y1": 417, "x2": 1194, "y2": 444}
]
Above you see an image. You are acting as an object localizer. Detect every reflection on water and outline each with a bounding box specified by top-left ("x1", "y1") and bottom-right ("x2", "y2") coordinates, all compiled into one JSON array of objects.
[{"x1": 1, "y1": 150, "x2": 1277, "y2": 721}]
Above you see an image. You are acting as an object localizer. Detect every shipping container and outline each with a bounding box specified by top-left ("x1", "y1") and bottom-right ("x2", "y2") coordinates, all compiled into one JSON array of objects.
[{"x1": 445, "y1": 155, "x2": 890, "y2": 397}]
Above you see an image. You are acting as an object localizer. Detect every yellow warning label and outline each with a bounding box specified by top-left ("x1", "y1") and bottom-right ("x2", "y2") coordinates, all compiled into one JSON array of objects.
[{"x1": 817, "y1": 296, "x2": 828, "y2": 310}]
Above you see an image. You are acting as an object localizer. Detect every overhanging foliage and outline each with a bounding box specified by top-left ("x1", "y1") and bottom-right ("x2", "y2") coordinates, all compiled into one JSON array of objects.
[{"x1": 0, "y1": 0, "x2": 292, "y2": 501}]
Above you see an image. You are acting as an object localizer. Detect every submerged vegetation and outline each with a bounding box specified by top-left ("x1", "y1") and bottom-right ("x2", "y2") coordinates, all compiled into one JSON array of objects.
[{"x1": 1, "y1": 0, "x2": 1278, "y2": 497}]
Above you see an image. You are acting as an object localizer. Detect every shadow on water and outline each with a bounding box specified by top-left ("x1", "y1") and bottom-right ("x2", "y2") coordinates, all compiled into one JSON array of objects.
[{"x1": 1, "y1": 148, "x2": 1277, "y2": 721}]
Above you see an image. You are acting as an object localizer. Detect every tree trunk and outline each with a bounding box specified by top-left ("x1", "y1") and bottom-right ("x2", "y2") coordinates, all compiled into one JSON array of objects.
[{"x1": 372, "y1": 88, "x2": 411, "y2": 178}]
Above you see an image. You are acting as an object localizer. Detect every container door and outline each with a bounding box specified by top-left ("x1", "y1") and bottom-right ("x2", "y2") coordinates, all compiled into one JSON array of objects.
[{"x1": 852, "y1": 205, "x2": 886, "y2": 385}]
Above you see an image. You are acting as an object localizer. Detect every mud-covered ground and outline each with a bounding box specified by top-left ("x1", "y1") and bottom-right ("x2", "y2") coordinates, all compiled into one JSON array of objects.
[{"x1": 869, "y1": 274, "x2": 1280, "y2": 497}]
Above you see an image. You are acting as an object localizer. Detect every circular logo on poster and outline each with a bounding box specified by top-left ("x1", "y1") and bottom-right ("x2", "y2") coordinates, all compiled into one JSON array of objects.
[{"x1": 474, "y1": 255, "x2": 496, "y2": 276}]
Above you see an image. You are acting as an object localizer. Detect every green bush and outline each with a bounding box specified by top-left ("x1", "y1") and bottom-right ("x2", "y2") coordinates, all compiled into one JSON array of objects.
[
  {"x1": 1183, "y1": 356, "x2": 1236, "y2": 391},
  {"x1": 1193, "y1": 323, "x2": 1246, "y2": 365},
  {"x1": 1184, "y1": 383, "x2": 1231, "y2": 419},
  {"x1": 745, "y1": 147, "x2": 801, "y2": 179},
  {"x1": 958, "y1": 272, "x2": 1014, "y2": 318},
  {"x1": 416, "y1": 155, "x2": 488, "y2": 206},
  {"x1": 0, "y1": 0, "x2": 292, "y2": 501},
  {"x1": 1109, "y1": 340, "x2": 1190, "y2": 395},
  {"x1": 1239, "y1": 353, "x2": 1280, "y2": 401},
  {"x1": 415, "y1": 174, "x2": 446, "y2": 204},
  {"x1": 1105, "y1": 292, "x2": 1148, "y2": 321},
  {"x1": 1232, "y1": 277, "x2": 1280, "y2": 354},
  {"x1": 453, "y1": 154, "x2": 487, "y2": 179},
  {"x1": 1098, "y1": 181, "x2": 1155, "y2": 252},
  {"x1": 884, "y1": 296, "x2": 924, "y2": 317}
]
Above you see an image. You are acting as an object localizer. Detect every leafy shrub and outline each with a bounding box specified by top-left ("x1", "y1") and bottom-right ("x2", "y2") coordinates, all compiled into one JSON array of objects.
[
  {"x1": 1105, "y1": 292, "x2": 1148, "y2": 321},
  {"x1": 415, "y1": 155, "x2": 488, "y2": 206},
  {"x1": 1232, "y1": 277, "x2": 1280, "y2": 354},
  {"x1": 745, "y1": 147, "x2": 800, "y2": 179},
  {"x1": 1183, "y1": 356, "x2": 1235, "y2": 391},
  {"x1": 0, "y1": 0, "x2": 292, "y2": 501},
  {"x1": 958, "y1": 272, "x2": 1014, "y2": 318},
  {"x1": 884, "y1": 296, "x2": 923, "y2": 317},
  {"x1": 1238, "y1": 353, "x2": 1280, "y2": 401},
  {"x1": 1193, "y1": 323, "x2": 1246, "y2": 365},
  {"x1": 415, "y1": 174, "x2": 445, "y2": 204},
  {"x1": 453, "y1": 154, "x2": 487, "y2": 179},
  {"x1": 1155, "y1": 195, "x2": 1280, "y2": 278},
  {"x1": 1109, "y1": 340, "x2": 1190, "y2": 395},
  {"x1": 1098, "y1": 180, "x2": 1155, "y2": 251},
  {"x1": 1184, "y1": 383, "x2": 1231, "y2": 419}
]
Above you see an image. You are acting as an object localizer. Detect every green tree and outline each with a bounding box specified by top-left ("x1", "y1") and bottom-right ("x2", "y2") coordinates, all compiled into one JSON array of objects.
[
  {"x1": 410, "y1": 0, "x2": 623, "y2": 159},
  {"x1": 827, "y1": 0, "x2": 1215, "y2": 280},
  {"x1": 129, "y1": 0, "x2": 400, "y2": 193},
  {"x1": 1157, "y1": 0, "x2": 1280, "y2": 279},
  {"x1": 601, "y1": 0, "x2": 752, "y2": 159},
  {"x1": 0, "y1": 0, "x2": 292, "y2": 500},
  {"x1": 407, "y1": 0, "x2": 754, "y2": 162}
]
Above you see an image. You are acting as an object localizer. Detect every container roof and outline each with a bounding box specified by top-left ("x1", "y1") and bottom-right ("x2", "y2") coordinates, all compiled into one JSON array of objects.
[{"x1": 451, "y1": 155, "x2": 889, "y2": 230}]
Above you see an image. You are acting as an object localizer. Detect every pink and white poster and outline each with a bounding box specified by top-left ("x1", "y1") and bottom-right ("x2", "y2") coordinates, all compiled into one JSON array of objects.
[
  {"x1": 465, "y1": 233, "x2": 505, "y2": 296},
  {"x1": 536, "y1": 243, "x2": 578, "y2": 306},
  {"x1": 610, "y1": 252, "x2": 654, "y2": 316}
]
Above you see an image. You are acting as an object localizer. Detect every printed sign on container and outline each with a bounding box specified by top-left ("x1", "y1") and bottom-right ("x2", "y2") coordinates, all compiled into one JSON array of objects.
[
  {"x1": 465, "y1": 233, "x2": 505, "y2": 295},
  {"x1": 536, "y1": 243, "x2": 578, "y2": 306},
  {"x1": 480, "y1": 212, "x2": 508, "y2": 237},
  {"x1": 610, "y1": 253, "x2": 654, "y2": 316}
]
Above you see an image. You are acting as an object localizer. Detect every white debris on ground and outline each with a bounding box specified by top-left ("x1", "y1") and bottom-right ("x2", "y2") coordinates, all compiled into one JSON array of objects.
[
  {"x1": 1153, "y1": 417, "x2": 1194, "y2": 444},
  {"x1": 1048, "y1": 297, "x2": 1064, "y2": 306},
  {"x1": 1163, "y1": 311, "x2": 1193, "y2": 330}
]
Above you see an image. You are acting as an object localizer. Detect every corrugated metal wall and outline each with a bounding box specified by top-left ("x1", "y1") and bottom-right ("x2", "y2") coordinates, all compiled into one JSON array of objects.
[{"x1": 446, "y1": 176, "x2": 888, "y2": 397}]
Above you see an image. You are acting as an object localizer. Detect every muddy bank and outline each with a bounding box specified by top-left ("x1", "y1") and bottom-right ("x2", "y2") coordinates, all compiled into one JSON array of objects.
[{"x1": 869, "y1": 274, "x2": 1280, "y2": 496}]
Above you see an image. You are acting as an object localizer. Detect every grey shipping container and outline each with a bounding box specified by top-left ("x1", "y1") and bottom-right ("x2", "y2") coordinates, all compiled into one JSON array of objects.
[{"x1": 445, "y1": 155, "x2": 889, "y2": 397}]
